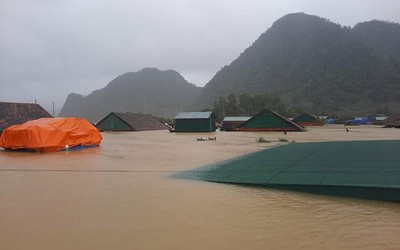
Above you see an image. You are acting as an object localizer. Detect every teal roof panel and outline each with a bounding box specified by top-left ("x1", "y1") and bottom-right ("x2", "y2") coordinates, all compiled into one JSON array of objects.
[
  {"x1": 176, "y1": 140, "x2": 400, "y2": 201},
  {"x1": 175, "y1": 112, "x2": 213, "y2": 119}
]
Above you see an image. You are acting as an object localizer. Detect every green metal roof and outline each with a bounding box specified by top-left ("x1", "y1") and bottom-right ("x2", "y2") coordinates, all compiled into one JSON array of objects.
[
  {"x1": 174, "y1": 111, "x2": 213, "y2": 120},
  {"x1": 239, "y1": 109, "x2": 305, "y2": 131},
  {"x1": 178, "y1": 140, "x2": 400, "y2": 201},
  {"x1": 292, "y1": 112, "x2": 319, "y2": 123}
]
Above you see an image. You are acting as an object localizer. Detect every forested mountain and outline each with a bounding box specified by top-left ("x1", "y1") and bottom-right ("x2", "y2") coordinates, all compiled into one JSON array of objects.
[
  {"x1": 199, "y1": 13, "x2": 400, "y2": 116},
  {"x1": 59, "y1": 68, "x2": 201, "y2": 122},
  {"x1": 60, "y1": 13, "x2": 400, "y2": 121},
  {"x1": 352, "y1": 20, "x2": 400, "y2": 61}
]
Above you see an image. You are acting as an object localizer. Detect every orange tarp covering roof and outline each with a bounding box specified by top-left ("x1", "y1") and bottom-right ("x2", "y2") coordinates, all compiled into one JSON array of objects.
[{"x1": 0, "y1": 117, "x2": 102, "y2": 152}]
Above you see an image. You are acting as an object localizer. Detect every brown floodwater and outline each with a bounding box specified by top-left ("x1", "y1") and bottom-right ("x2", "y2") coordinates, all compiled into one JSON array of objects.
[{"x1": 1, "y1": 127, "x2": 399, "y2": 250}]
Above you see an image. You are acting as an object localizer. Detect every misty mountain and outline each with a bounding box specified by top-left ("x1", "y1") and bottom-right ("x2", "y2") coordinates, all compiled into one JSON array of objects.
[
  {"x1": 352, "y1": 20, "x2": 400, "y2": 61},
  {"x1": 60, "y1": 13, "x2": 400, "y2": 121},
  {"x1": 198, "y1": 13, "x2": 400, "y2": 116},
  {"x1": 59, "y1": 68, "x2": 201, "y2": 122}
]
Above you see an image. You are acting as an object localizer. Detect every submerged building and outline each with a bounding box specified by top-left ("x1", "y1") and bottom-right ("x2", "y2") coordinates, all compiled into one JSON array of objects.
[
  {"x1": 174, "y1": 111, "x2": 216, "y2": 132},
  {"x1": 220, "y1": 116, "x2": 252, "y2": 131},
  {"x1": 292, "y1": 112, "x2": 321, "y2": 126},
  {"x1": 0, "y1": 102, "x2": 52, "y2": 133},
  {"x1": 96, "y1": 112, "x2": 168, "y2": 131},
  {"x1": 382, "y1": 115, "x2": 400, "y2": 128},
  {"x1": 237, "y1": 109, "x2": 304, "y2": 132}
]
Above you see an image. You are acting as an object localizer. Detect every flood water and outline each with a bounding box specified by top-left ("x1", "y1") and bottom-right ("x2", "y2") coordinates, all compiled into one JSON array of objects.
[{"x1": 1, "y1": 128, "x2": 399, "y2": 250}]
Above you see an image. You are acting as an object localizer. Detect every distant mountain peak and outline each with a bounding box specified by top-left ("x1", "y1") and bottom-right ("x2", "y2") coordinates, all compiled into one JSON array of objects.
[
  {"x1": 198, "y1": 13, "x2": 400, "y2": 116},
  {"x1": 60, "y1": 14, "x2": 400, "y2": 120},
  {"x1": 59, "y1": 68, "x2": 201, "y2": 121}
]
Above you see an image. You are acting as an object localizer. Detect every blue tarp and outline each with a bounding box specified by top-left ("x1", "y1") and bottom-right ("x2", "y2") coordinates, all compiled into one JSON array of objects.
[
  {"x1": 325, "y1": 118, "x2": 334, "y2": 124},
  {"x1": 346, "y1": 117, "x2": 372, "y2": 125}
]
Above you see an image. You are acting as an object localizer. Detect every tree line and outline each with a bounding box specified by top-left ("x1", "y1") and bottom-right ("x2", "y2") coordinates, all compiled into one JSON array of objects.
[{"x1": 208, "y1": 93, "x2": 290, "y2": 121}]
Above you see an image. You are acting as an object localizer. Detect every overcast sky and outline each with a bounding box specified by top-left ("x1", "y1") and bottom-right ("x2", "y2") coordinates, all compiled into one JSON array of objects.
[{"x1": 1, "y1": 0, "x2": 399, "y2": 113}]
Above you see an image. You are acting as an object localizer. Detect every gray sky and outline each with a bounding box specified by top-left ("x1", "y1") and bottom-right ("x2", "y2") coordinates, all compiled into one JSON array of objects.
[{"x1": 1, "y1": 0, "x2": 400, "y2": 113}]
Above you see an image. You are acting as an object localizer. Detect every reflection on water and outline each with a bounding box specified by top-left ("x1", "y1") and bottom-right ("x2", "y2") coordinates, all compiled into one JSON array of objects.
[{"x1": 1, "y1": 131, "x2": 399, "y2": 250}]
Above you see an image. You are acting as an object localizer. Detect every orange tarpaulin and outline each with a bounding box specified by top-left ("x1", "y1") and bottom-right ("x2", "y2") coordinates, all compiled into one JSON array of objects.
[{"x1": 0, "y1": 117, "x2": 102, "y2": 152}]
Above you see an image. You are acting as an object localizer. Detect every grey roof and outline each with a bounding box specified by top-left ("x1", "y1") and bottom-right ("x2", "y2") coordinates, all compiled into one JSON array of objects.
[
  {"x1": 102, "y1": 112, "x2": 168, "y2": 131},
  {"x1": 222, "y1": 116, "x2": 252, "y2": 122},
  {"x1": 174, "y1": 111, "x2": 213, "y2": 119}
]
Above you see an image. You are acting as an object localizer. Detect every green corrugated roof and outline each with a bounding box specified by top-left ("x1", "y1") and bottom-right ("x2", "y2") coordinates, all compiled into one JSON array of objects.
[
  {"x1": 239, "y1": 109, "x2": 305, "y2": 131},
  {"x1": 292, "y1": 112, "x2": 319, "y2": 123},
  {"x1": 175, "y1": 112, "x2": 213, "y2": 119},
  {"x1": 178, "y1": 140, "x2": 400, "y2": 201}
]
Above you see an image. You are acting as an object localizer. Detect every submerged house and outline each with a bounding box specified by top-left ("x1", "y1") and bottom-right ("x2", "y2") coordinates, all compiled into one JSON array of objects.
[
  {"x1": 0, "y1": 102, "x2": 52, "y2": 133},
  {"x1": 96, "y1": 112, "x2": 168, "y2": 131},
  {"x1": 174, "y1": 111, "x2": 216, "y2": 132},
  {"x1": 237, "y1": 109, "x2": 305, "y2": 132},
  {"x1": 220, "y1": 116, "x2": 252, "y2": 131},
  {"x1": 292, "y1": 112, "x2": 321, "y2": 126},
  {"x1": 0, "y1": 117, "x2": 102, "y2": 152},
  {"x1": 382, "y1": 115, "x2": 400, "y2": 128}
]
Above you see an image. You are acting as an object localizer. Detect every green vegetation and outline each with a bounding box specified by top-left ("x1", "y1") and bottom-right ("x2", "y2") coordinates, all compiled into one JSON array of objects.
[
  {"x1": 200, "y1": 13, "x2": 400, "y2": 117},
  {"x1": 60, "y1": 13, "x2": 400, "y2": 122},
  {"x1": 211, "y1": 93, "x2": 286, "y2": 121}
]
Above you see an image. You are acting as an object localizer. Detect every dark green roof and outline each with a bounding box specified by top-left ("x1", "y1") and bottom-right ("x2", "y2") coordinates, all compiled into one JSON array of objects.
[
  {"x1": 178, "y1": 140, "x2": 400, "y2": 201},
  {"x1": 292, "y1": 112, "x2": 319, "y2": 123},
  {"x1": 173, "y1": 112, "x2": 216, "y2": 132},
  {"x1": 239, "y1": 109, "x2": 304, "y2": 131}
]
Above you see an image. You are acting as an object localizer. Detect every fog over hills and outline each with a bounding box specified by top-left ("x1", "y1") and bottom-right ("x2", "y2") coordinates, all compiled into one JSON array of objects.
[
  {"x1": 59, "y1": 68, "x2": 201, "y2": 122},
  {"x1": 198, "y1": 13, "x2": 400, "y2": 116},
  {"x1": 60, "y1": 13, "x2": 400, "y2": 120}
]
